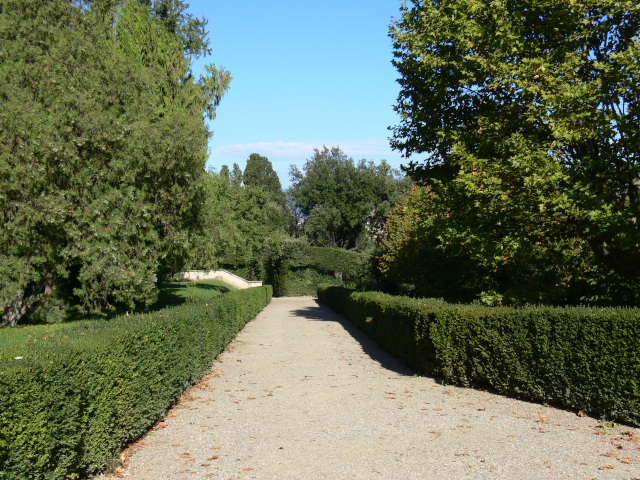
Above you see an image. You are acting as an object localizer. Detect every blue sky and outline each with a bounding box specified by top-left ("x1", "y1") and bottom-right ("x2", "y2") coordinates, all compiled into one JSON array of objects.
[{"x1": 187, "y1": 0, "x2": 406, "y2": 188}]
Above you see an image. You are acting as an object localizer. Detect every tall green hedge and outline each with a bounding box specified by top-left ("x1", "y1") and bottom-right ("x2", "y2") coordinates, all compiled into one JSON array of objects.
[
  {"x1": 287, "y1": 241, "x2": 369, "y2": 281},
  {"x1": 317, "y1": 284, "x2": 640, "y2": 426},
  {"x1": 0, "y1": 286, "x2": 272, "y2": 480}
]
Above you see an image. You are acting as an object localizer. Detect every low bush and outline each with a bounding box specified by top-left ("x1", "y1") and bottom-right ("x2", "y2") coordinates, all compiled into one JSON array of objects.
[
  {"x1": 0, "y1": 285, "x2": 272, "y2": 480},
  {"x1": 317, "y1": 284, "x2": 640, "y2": 426}
]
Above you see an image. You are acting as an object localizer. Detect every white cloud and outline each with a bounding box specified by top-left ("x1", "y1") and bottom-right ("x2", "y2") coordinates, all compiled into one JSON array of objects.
[
  {"x1": 207, "y1": 138, "x2": 405, "y2": 188},
  {"x1": 210, "y1": 141, "x2": 317, "y2": 161},
  {"x1": 339, "y1": 139, "x2": 402, "y2": 160},
  {"x1": 210, "y1": 138, "x2": 401, "y2": 163}
]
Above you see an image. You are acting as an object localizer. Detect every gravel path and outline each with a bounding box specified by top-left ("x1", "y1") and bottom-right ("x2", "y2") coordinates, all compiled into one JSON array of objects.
[{"x1": 99, "y1": 297, "x2": 640, "y2": 479}]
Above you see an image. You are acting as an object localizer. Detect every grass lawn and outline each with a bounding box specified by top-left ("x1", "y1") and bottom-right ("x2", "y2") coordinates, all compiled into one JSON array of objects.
[
  {"x1": 155, "y1": 279, "x2": 237, "y2": 308},
  {"x1": 0, "y1": 279, "x2": 237, "y2": 350}
]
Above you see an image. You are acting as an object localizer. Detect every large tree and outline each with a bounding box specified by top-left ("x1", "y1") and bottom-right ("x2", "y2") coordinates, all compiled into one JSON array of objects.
[
  {"x1": 243, "y1": 154, "x2": 280, "y2": 191},
  {"x1": 289, "y1": 146, "x2": 408, "y2": 249},
  {"x1": 138, "y1": 0, "x2": 212, "y2": 57},
  {"x1": 389, "y1": 0, "x2": 640, "y2": 303},
  {"x1": 243, "y1": 153, "x2": 286, "y2": 205},
  {"x1": 210, "y1": 162, "x2": 291, "y2": 273},
  {"x1": 0, "y1": 0, "x2": 229, "y2": 325}
]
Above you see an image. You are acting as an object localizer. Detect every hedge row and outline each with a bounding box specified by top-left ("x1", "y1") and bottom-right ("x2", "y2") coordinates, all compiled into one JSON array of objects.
[
  {"x1": 287, "y1": 241, "x2": 369, "y2": 281},
  {"x1": 317, "y1": 284, "x2": 640, "y2": 426},
  {"x1": 0, "y1": 285, "x2": 272, "y2": 480}
]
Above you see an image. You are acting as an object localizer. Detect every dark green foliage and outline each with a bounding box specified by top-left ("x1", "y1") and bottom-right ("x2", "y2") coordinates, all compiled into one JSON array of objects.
[
  {"x1": 209, "y1": 165, "x2": 293, "y2": 273},
  {"x1": 380, "y1": 185, "x2": 516, "y2": 303},
  {"x1": 231, "y1": 163, "x2": 243, "y2": 188},
  {"x1": 243, "y1": 153, "x2": 285, "y2": 204},
  {"x1": 0, "y1": 0, "x2": 229, "y2": 325},
  {"x1": 287, "y1": 240, "x2": 370, "y2": 282},
  {"x1": 262, "y1": 239, "x2": 375, "y2": 296},
  {"x1": 430, "y1": 306, "x2": 640, "y2": 425},
  {"x1": 317, "y1": 285, "x2": 446, "y2": 372},
  {"x1": 188, "y1": 171, "x2": 239, "y2": 271},
  {"x1": 208, "y1": 147, "x2": 403, "y2": 288},
  {"x1": 289, "y1": 146, "x2": 408, "y2": 249},
  {"x1": 317, "y1": 285, "x2": 640, "y2": 426},
  {"x1": 0, "y1": 286, "x2": 272, "y2": 479},
  {"x1": 138, "y1": 0, "x2": 212, "y2": 57},
  {"x1": 286, "y1": 268, "x2": 343, "y2": 296},
  {"x1": 388, "y1": 0, "x2": 640, "y2": 304},
  {"x1": 263, "y1": 237, "x2": 289, "y2": 297}
]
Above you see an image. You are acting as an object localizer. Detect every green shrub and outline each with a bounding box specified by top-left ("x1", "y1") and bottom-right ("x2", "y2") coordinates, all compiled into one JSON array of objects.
[
  {"x1": 317, "y1": 285, "x2": 446, "y2": 372},
  {"x1": 317, "y1": 284, "x2": 640, "y2": 426},
  {"x1": 430, "y1": 305, "x2": 640, "y2": 425},
  {"x1": 286, "y1": 268, "x2": 343, "y2": 296},
  {"x1": 288, "y1": 241, "x2": 370, "y2": 282},
  {"x1": 263, "y1": 236, "x2": 289, "y2": 297},
  {"x1": 0, "y1": 286, "x2": 272, "y2": 480}
]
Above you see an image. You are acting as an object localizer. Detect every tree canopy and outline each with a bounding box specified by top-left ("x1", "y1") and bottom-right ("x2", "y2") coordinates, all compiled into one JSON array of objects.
[
  {"x1": 138, "y1": 0, "x2": 212, "y2": 57},
  {"x1": 0, "y1": 0, "x2": 229, "y2": 325},
  {"x1": 243, "y1": 153, "x2": 286, "y2": 205},
  {"x1": 201, "y1": 159, "x2": 292, "y2": 276},
  {"x1": 387, "y1": 0, "x2": 640, "y2": 304},
  {"x1": 289, "y1": 146, "x2": 409, "y2": 249}
]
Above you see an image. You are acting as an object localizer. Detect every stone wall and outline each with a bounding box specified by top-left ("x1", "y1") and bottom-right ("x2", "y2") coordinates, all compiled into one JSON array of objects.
[{"x1": 180, "y1": 270, "x2": 263, "y2": 290}]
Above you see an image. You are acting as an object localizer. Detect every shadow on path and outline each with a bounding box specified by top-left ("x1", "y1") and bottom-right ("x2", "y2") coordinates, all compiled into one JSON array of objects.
[{"x1": 290, "y1": 298, "x2": 415, "y2": 377}]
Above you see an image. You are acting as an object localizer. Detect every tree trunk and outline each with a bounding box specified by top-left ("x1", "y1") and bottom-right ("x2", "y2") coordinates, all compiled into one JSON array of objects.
[
  {"x1": 1, "y1": 276, "x2": 53, "y2": 326},
  {"x1": 2, "y1": 289, "x2": 38, "y2": 326}
]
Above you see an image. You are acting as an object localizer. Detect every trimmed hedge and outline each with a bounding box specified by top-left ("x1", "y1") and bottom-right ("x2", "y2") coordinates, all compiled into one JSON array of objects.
[
  {"x1": 287, "y1": 241, "x2": 369, "y2": 281},
  {"x1": 317, "y1": 284, "x2": 640, "y2": 426},
  {"x1": 316, "y1": 285, "x2": 446, "y2": 371},
  {"x1": 285, "y1": 268, "x2": 344, "y2": 296},
  {"x1": 0, "y1": 286, "x2": 272, "y2": 480}
]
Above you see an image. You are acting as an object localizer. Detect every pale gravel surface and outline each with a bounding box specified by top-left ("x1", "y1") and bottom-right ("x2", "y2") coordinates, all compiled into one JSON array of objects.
[{"x1": 97, "y1": 297, "x2": 640, "y2": 480}]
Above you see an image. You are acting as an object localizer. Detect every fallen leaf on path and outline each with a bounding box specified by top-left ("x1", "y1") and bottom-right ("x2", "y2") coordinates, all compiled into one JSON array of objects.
[{"x1": 599, "y1": 465, "x2": 615, "y2": 470}]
